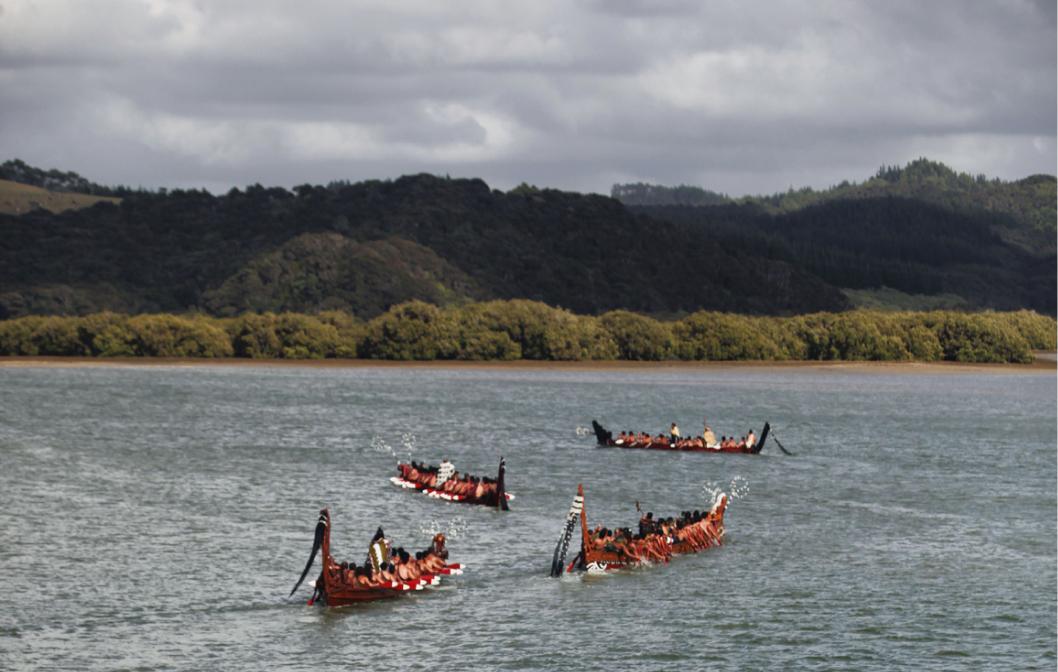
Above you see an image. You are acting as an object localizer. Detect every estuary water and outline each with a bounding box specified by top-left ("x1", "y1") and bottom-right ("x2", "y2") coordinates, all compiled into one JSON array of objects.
[{"x1": 0, "y1": 362, "x2": 1054, "y2": 671}]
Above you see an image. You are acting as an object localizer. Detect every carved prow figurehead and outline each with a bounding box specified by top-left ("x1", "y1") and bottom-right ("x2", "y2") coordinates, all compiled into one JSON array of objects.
[
  {"x1": 549, "y1": 484, "x2": 585, "y2": 577},
  {"x1": 290, "y1": 508, "x2": 328, "y2": 598},
  {"x1": 497, "y1": 457, "x2": 509, "y2": 511},
  {"x1": 709, "y1": 492, "x2": 728, "y2": 539},
  {"x1": 711, "y1": 492, "x2": 728, "y2": 516},
  {"x1": 431, "y1": 532, "x2": 449, "y2": 560},
  {"x1": 752, "y1": 422, "x2": 770, "y2": 454},
  {"x1": 591, "y1": 420, "x2": 612, "y2": 445}
]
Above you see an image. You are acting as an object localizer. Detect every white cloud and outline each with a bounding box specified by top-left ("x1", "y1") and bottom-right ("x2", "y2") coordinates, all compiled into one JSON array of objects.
[{"x1": 90, "y1": 97, "x2": 261, "y2": 164}]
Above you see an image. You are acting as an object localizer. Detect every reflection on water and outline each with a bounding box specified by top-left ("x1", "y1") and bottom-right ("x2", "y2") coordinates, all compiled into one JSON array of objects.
[{"x1": 0, "y1": 363, "x2": 1054, "y2": 670}]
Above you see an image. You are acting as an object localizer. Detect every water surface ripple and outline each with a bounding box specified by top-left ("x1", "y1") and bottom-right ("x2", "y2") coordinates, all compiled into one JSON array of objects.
[{"x1": 1, "y1": 364, "x2": 1054, "y2": 670}]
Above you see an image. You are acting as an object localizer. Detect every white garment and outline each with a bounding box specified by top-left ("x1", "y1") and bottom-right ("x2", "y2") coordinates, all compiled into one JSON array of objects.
[
  {"x1": 437, "y1": 460, "x2": 455, "y2": 484},
  {"x1": 369, "y1": 539, "x2": 389, "y2": 572}
]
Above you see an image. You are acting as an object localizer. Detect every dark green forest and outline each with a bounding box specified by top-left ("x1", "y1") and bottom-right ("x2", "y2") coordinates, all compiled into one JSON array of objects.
[
  {"x1": 0, "y1": 303, "x2": 1053, "y2": 364},
  {"x1": 0, "y1": 170, "x2": 847, "y2": 319},
  {"x1": 0, "y1": 158, "x2": 1054, "y2": 324},
  {"x1": 614, "y1": 158, "x2": 1057, "y2": 234},
  {"x1": 615, "y1": 159, "x2": 1056, "y2": 318},
  {"x1": 636, "y1": 197, "x2": 1055, "y2": 315}
]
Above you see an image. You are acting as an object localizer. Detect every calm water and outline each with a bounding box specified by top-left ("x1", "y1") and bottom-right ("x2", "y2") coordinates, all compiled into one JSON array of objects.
[{"x1": 0, "y1": 363, "x2": 1054, "y2": 671}]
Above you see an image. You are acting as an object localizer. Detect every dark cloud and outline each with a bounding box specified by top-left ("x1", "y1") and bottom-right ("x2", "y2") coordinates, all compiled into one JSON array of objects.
[{"x1": 0, "y1": 0, "x2": 1053, "y2": 195}]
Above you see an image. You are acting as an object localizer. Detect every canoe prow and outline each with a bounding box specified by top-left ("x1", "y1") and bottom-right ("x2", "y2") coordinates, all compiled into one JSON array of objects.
[
  {"x1": 591, "y1": 420, "x2": 612, "y2": 446},
  {"x1": 549, "y1": 484, "x2": 585, "y2": 577},
  {"x1": 496, "y1": 457, "x2": 509, "y2": 512},
  {"x1": 752, "y1": 422, "x2": 770, "y2": 454}
]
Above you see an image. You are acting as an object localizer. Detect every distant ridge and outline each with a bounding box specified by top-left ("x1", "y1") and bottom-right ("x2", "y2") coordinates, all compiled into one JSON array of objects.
[
  {"x1": 0, "y1": 158, "x2": 1053, "y2": 319},
  {"x1": 613, "y1": 158, "x2": 1057, "y2": 233}
]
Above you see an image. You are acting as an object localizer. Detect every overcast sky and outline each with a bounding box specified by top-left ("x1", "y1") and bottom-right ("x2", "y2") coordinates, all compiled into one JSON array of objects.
[{"x1": 1, "y1": 0, "x2": 1054, "y2": 195}]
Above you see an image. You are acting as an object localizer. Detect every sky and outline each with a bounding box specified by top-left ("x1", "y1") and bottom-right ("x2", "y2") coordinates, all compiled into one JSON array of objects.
[{"x1": 0, "y1": 0, "x2": 1055, "y2": 196}]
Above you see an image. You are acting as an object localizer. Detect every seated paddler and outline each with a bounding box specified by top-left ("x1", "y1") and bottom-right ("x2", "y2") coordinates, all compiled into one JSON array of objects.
[
  {"x1": 702, "y1": 423, "x2": 718, "y2": 448},
  {"x1": 437, "y1": 458, "x2": 455, "y2": 485}
]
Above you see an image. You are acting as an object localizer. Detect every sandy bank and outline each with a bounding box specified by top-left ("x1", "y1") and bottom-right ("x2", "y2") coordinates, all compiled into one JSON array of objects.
[{"x1": 1, "y1": 354, "x2": 1054, "y2": 374}]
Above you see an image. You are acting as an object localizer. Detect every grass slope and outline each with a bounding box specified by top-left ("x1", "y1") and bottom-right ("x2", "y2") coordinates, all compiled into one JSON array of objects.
[{"x1": 0, "y1": 179, "x2": 120, "y2": 215}]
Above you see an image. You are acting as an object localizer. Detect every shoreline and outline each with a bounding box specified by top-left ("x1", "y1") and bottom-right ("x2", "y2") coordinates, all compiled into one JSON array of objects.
[{"x1": 1, "y1": 354, "x2": 1054, "y2": 374}]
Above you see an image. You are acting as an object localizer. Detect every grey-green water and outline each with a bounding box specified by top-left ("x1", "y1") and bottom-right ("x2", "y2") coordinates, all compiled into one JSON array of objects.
[{"x1": 1, "y1": 364, "x2": 1055, "y2": 670}]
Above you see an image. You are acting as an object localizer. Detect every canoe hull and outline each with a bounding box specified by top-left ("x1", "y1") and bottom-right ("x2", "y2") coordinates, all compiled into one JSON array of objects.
[
  {"x1": 294, "y1": 509, "x2": 463, "y2": 606},
  {"x1": 592, "y1": 420, "x2": 770, "y2": 454},
  {"x1": 393, "y1": 459, "x2": 512, "y2": 508},
  {"x1": 563, "y1": 485, "x2": 728, "y2": 574}
]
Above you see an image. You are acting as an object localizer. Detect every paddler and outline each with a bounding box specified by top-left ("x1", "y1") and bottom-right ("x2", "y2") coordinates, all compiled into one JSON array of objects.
[
  {"x1": 437, "y1": 458, "x2": 455, "y2": 484},
  {"x1": 368, "y1": 527, "x2": 390, "y2": 573},
  {"x1": 702, "y1": 418, "x2": 718, "y2": 448},
  {"x1": 638, "y1": 511, "x2": 654, "y2": 536}
]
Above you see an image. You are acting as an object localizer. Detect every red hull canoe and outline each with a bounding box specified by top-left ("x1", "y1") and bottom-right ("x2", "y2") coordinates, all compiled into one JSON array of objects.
[
  {"x1": 391, "y1": 458, "x2": 512, "y2": 509},
  {"x1": 591, "y1": 420, "x2": 770, "y2": 454},
  {"x1": 550, "y1": 484, "x2": 728, "y2": 575},
  {"x1": 289, "y1": 509, "x2": 464, "y2": 606}
]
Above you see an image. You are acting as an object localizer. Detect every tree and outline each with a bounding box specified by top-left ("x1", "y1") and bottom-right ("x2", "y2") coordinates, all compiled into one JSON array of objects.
[
  {"x1": 360, "y1": 301, "x2": 459, "y2": 360},
  {"x1": 599, "y1": 310, "x2": 674, "y2": 360}
]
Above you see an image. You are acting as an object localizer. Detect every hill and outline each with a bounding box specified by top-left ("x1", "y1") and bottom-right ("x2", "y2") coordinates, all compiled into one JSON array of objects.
[
  {"x1": 0, "y1": 174, "x2": 847, "y2": 319},
  {"x1": 0, "y1": 159, "x2": 1053, "y2": 319},
  {"x1": 201, "y1": 233, "x2": 486, "y2": 316},
  {"x1": 614, "y1": 159, "x2": 1057, "y2": 251},
  {"x1": 637, "y1": 197, "x2": 1055, "y2": 315}
]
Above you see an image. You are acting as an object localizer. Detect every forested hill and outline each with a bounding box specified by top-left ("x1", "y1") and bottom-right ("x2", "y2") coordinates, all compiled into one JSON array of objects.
[
  {"x1": 613, "y1": 158, "x2": 1057, "y2": 235},
  {"x1": 0, "y1": 160, "x2": 1054, "y2": 320},
  {"x1": 637, "y1": 197, "x2": 1055, "y2": 315},
  {"x1": 0, "y1": 173, "x2": 847, "y2": 319}
]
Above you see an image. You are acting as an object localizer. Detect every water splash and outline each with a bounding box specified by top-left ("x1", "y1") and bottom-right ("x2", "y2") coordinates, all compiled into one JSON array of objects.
[
  {"x1": 400, "y1": 432, "x2": 415, "y2": 460},
  {"x1": 417, "y1": 516, "x2": 469, "y2": 540},
  {"x1": 575, "y1": 426, "x2": 592, "y2": 437},
  {"x1": 702, "y1": 475, "x2": 750, "y2": 502},
  {"x1": 371, "y1": 433, "x2": 415, "y2": 461},
  {"x1": 370, "y1": 435, "x2": 395, "y2": 458},
  {"x1": 728, "y1": 475, "x2": 750, "y2": 499}
]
